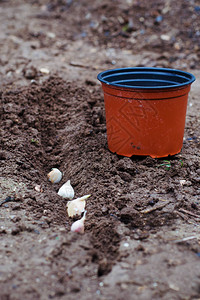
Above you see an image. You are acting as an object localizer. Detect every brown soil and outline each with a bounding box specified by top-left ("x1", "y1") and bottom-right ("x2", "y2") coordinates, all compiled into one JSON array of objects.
[{"x1": 0, "y1": 0, "x2": 200, "y2": 299}]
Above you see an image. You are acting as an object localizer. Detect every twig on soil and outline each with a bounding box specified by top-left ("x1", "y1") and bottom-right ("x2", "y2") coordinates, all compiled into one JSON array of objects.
[
  {"x1": 172, "y1": 236, "x2": 199, "y2": 243},
  {"x1": 179, "y1": 208, "x2": 200, "y2": 219},
  {"x1": 69, "y1": 61, "x2": 104, "y2": 70},
  {"x1": 140, "y1": 200, "x2": 170, "y2": 214},
  {"x1": 175, "y1": 211, "x2": 189, "y2": 221},
  {"x1": 187, "y1": 220, "x2": 200, "y2": 227}
]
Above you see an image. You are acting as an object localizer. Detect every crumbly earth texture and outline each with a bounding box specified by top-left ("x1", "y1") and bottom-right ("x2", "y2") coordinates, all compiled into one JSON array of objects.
[{"x1": 0, "y1": 0, "x2": 200, "y2": 299}]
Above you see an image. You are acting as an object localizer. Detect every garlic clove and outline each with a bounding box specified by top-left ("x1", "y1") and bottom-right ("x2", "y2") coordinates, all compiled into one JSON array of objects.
[
  {"x1": 47, "y1": 168, "x2": 62, "y2": 183},
  {"x1": 58, "y1": 180, "x2": 74, "y2": 199},
  {"x1": 71, "y1": 211, "x2": 87, "y2": 233},
  {"x1": 67, "y1": 194, "x2": 91, "y2": 217}
]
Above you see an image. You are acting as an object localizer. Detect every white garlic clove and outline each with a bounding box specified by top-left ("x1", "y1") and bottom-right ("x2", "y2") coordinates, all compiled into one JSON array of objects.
[
  {"x1": 47, "y1": 168, "x2": 62, "y2": 183},
  {"x1": 58, "y1": 180, "x2": 74, "y2": 199},
  {"x1": 71, "y1": 211, "x2": 87, "y2": 233},
  {"x1": 67, "y1": 194, "x2": 91, "y2": 217}
]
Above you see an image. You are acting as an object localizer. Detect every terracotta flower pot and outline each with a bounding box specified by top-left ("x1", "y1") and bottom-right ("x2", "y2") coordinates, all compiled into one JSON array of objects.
[{"x1": 97, "y1": 67, "x2": 195, "y2": 158}]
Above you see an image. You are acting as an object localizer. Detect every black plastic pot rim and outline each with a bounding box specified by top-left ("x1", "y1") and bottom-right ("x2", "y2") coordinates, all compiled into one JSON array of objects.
[{"x1": 97, "y1": 67, "x2": 196, "y2": 90}]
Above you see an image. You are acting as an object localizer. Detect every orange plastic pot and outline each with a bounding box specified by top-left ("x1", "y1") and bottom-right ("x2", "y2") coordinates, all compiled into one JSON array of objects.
[{"x1": 97, "y1": 67, "x2": 195, "y2": 158}]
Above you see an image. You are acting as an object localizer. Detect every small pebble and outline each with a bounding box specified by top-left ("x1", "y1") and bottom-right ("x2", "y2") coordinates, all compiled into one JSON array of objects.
[
  {"x1": 160, "y1": 34, "x2": 170, "y2": 41},
  {"x1": 96, "y1": 290, "x2": 101, "y2": 295},
  {"x1": 169, "y1": 283, "x2": 180, "y2": 291},
  {"x1": 101, "y1": 206, "x2": 108, "y2": 213},
  {"x1": 180, "y1": 180, "x2": 186, "y2": 186},
  {"x1": 121, "y1": 283, "x2": 128, "y2": 290},
  {"x1": 196, "y1": 169, "x2": 200, "y2": 175},
  {"x1": 152, "y1": 282, "x2": 158, "y2": 287},
  {"x1": 46, "y1": 32, "x2": 56, "y2": 39},
  {"x1": 12, "y1": 284, "x2": 18, "y2": 289},
  {"x1": 59, "y1": 227, "x2": 66, "y2": 232},
  {"x1": 148, "y1": 200, "x2": 155, "y2": 206},
  {"x1": 155, "y1": 15, "x2": 163, "y2": 23},
  {"x1": 99, "y1": 282, "x2": 104, "y2": 287},
  {"x1": 40, "y1": 67, "x2": 50, "y2": 74},
  {"x1": 35, "y1": 185, "x2": 42, "y2": 192}
]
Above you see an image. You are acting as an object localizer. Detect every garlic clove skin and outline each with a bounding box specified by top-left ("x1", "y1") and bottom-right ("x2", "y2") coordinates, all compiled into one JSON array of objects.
[
  {"x1": 67, "y1": 194, "x2": 91, "y2": 217},
  {"x1": 58, "y1": 180, "x2": 74, "y2": 199},
  {"x1": 47, "y1": 168, "x2": 62, "y2": 183},
  {"x1": 71, "y1": 211, "x2": 87, "y2": 233}
]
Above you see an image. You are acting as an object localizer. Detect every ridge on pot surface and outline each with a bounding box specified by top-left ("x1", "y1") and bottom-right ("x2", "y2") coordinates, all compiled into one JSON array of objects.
[{"x1": 97, "y1": 67, "x2": 196, "y2": 158}]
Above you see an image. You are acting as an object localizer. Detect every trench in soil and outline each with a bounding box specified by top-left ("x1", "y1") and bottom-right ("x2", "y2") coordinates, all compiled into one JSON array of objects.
[{"x1": 2, "y1": 76, "x2": 198, "y2": 278}]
